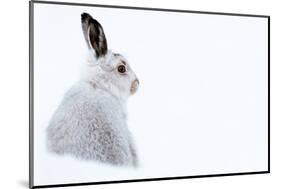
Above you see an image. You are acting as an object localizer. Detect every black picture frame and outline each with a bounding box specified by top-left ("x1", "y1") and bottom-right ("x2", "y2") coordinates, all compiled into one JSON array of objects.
[{"x1": 29, "y1": 0, "x2": 270, "y2": 188}]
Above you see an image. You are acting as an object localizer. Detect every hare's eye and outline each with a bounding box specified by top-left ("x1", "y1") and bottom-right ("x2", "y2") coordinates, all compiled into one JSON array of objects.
[{"x1": 117, "y1": 65, "x2": 126, "y2": 74}]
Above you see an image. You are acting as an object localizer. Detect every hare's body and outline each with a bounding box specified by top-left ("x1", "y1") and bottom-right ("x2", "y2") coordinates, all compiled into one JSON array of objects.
[
  {"x1": 46, "y1": 13, "x2": 139, "y2": 167},
  {"x1": 47, "y1": 82, "x2": 137, "y2": 166}
]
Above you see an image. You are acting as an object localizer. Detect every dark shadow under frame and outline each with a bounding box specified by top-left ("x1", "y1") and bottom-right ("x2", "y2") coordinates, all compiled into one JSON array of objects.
[{"x1": 29, "y1": 0, "x2": 270, "y2": 188}]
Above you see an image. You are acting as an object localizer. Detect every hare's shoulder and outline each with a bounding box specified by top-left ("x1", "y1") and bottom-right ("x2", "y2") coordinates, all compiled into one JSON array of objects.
[{"x1": 60, "y1": 82, "x2": 124, "y2": 120}]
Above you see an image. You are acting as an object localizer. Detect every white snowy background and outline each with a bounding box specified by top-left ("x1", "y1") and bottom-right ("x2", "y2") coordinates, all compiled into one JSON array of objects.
[{"x1": 33, "y1": 3, "x2": 268, "y2": 186}]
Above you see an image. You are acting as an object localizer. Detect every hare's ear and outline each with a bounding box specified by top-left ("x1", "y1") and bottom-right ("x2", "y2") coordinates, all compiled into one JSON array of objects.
[{"x1": 81, "y1": 13, "x2": 108, "y2": 58}]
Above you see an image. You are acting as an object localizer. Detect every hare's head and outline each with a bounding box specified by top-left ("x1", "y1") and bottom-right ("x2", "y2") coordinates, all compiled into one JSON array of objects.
[{"x1": 81, "y1": 13, "x2": 139, "y2": 99}]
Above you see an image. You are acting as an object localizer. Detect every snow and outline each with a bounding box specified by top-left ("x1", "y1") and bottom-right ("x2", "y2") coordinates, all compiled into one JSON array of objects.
[{"x1": 33, "y1": 3, "x2": 268, "y2": 186}]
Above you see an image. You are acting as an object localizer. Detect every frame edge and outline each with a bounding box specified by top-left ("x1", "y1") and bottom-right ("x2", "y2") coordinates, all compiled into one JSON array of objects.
[
  {"x1": 29, "y1": 0, "x2": 34, "y2": 188},
  {"x1": 32, "y1": 0, "x2": 270, "y2": 18},
  {"x1": 267, "y1": 16, "x2": 270, "y2": 173}
]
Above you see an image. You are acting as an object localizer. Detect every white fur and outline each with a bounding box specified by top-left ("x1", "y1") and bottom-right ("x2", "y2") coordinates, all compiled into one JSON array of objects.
[{"x1": 46, "y1": 15, "x2": 139, "y2": 167}]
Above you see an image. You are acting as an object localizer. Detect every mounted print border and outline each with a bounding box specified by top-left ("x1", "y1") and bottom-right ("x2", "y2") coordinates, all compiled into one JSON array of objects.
[{"x1": 29, "y1": 0, "x2": 270, "y2": 188}]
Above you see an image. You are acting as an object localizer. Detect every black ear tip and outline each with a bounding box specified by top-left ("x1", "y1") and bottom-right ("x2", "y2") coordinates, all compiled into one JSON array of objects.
[{"x1": 81, "y1": 12, "x2": 92, "y2": 22}]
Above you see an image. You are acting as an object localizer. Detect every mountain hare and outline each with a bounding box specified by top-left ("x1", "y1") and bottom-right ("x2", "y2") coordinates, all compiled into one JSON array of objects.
[{"x1": 46, "y1": 13, "x2": 139, "y2": 167}]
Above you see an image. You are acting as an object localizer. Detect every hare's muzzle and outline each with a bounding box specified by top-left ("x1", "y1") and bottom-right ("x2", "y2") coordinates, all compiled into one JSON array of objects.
[{"x1": 130, "y1": 79, "x2": 139, "y2": 95}]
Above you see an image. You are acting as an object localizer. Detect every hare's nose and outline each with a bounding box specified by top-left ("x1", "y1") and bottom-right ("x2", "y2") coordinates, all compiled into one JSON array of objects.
[{"x1": 130, "y1": 79, "x2": 139, "y2": 95}]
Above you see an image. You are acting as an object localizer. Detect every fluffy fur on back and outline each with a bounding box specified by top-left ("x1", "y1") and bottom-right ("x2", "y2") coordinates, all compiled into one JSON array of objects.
[{"x1": 46, "y1": 13, "x2": 139, "y2": 167}]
